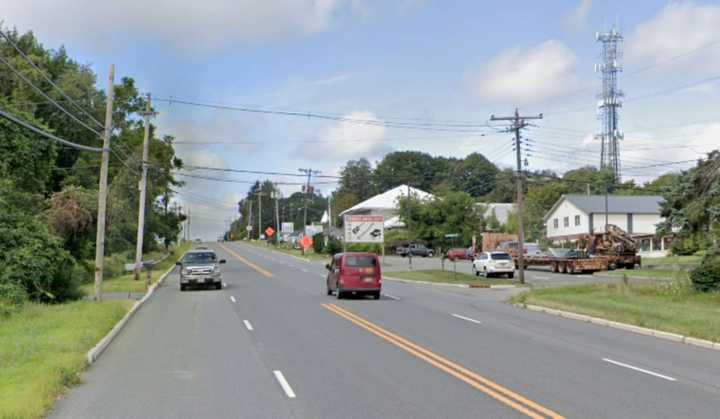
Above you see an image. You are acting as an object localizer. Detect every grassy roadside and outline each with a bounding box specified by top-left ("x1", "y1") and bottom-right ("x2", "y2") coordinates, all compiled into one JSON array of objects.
[
  {"x1": 0, "y1": 300, "x2": 133, "y2": 419},
  {"x1": 240, "y1": 240, "x2": 329, "y2": 262},
  {"x1": 642, "y1": 255, "x2": 700, "y2": 267},
  {"x1": 598, "y1": 268, "x2": 688, "y2": 279},
  {"x1": 386, "y1": 269, "x2": 516, "y2": 286},
  {"x1": 511, "y1": 284, "x2": 720, "y2": 342},
  {"x1": 80, "y1": 242, "x2": 192, "y2": 295}
]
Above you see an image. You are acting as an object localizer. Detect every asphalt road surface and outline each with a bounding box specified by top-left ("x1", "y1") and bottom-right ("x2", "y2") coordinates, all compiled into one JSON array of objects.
[{"x1": 51, "y1": 242, "x2": 720, "y2": 419}]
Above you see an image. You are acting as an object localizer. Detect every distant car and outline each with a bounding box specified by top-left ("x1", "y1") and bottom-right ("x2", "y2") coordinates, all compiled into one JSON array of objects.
[
  {"x1": 472, "y1": 251, "x2": 515, "y2": 278},
  {"x1": 396, "y1": 243, "x2": 434, "y2": 257},
  {"x1": 176, "y1": 249, "x2": 226, "y2": 291},
  {"x1": 445, "y1": 248, "x2": 472, "y2": 261},
  {"x1": 326, "y1": 252, "x2": 382, "y2": 300}
]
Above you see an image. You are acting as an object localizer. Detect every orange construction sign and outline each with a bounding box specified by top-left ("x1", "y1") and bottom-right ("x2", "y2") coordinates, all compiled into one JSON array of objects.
[
  {"x1": 265, "y1": 227, "x2": 275, "y2": 237},
  {"x1": 300, "y1": 235, "x2": 313, "y2": 250}
]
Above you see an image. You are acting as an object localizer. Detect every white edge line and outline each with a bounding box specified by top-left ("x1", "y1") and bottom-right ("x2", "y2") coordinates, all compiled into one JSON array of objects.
[
  {"x1": 243, "y1": 320, "x2": 254, "y2": 331},
  {"x1": 230, "y1": 296, "x2": 237, "y2": 303},
  {"x1": 602, "y1": 358, "x2": 676, "y2": 382},
  {"x1": 223, "y1": 282, "x2": 227, "y2": 288},
  {"x1": 318, "y1": 274, "x2": 326, "y2": 279},
  {"x1": 383, "y1": 293, "x2": 399, "y2": 300},
  {"x1": 273, "y1": 370, "x2": 297, "y2": 398},
  {"x1": 451, "y1": 313, "x2": 483, "y2": 325}
]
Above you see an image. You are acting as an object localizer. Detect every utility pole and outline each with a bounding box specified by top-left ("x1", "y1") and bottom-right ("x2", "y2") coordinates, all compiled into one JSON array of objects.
[
  {"x1": 94, "y1": 64, "x2": 115, "y2": 301},
  {"x1": 134, "y1": 93, "x2": 154, "y2": 281},
  {"x1": 605, "y1": 182, "x2": 609, "y2": 234},
  {"x1": 274, "y1": 191, "x2": 281, "y2": 244},
  {"x1": 491, "y1": 108, "x2": 543, "y2": 285},
  {"x1": 255, "y1": 192, "x2": 265, "y2": 240},
  {"x1": 298, "y1": 168, "x2": 321, "y2": 234},
  {"x1": 247, "y1": 200, "x2": 253, "y2": 239}
]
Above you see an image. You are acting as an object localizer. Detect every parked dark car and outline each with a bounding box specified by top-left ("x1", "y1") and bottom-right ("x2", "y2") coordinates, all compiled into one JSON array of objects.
[
  {"x1": 395, "y1": 243, "x2": 434, "y2": 257},
  {"x1": 326, "y1": 252, "x2": 382, "y2": 299}
]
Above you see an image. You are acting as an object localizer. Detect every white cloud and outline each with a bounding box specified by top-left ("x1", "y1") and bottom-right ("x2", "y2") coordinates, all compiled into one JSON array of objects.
[
  {"x1": 565, "y1": 0, "x2": 592, "y2": 31},
  {"x1": 626, "y1": 2, "x2": 720, "y2": 67},
  {"x1": 467, "y1": 40, "x2": 580, "y2": 104},
  {"x1": 3, "y1": 0, "x2": 362, "y2": 52},
  {"x1": 297, "y1": 111, "x2": 391, "y2": 160}
]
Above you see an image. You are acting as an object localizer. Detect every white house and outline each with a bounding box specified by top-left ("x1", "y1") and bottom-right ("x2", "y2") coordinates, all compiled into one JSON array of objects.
[
  {"x1": 544, "y1": 194, "x2": 669, "y2": 255},
  {"x1": 339, "y1": 185, "x2": 434, "y2": 229}
]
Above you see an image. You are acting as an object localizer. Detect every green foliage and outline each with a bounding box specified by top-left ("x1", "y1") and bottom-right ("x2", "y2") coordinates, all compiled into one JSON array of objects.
[
  {"x1": 398, "y1": 191, "x2": 484, "y2": 249},
  {"x1": 312, "y1": 233, "x2": 325, "y2": 253},
  {"x1": 337, "y1": 159, "x2": 376, "y2": 201},
  {"x1": 450, "y1": 152, "x2": 498, "y2": 197},
  {"x1": 659, "y1": 151, "x2": 720, "y2": 253},
  {"x1": 0, "y1": 281, "x2": 27, "y2": 318},
  {"x1": 0, "y1": 201, "x2": 79, "y2": 303},
  {"x1": 690, "y1": 252, "x2": 720, "y2": 292},
  {"x1": 325, "y1": 236, "x2": 343, "y2": 255}
]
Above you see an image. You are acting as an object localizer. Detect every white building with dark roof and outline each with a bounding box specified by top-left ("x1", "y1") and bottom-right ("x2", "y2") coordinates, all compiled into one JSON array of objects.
[
  {"x1": 544, "y1": 194, "x2": 668, "y2": 255},
  {"x1": 339, "y1": 185, "x2": 434, "y2": 229}
]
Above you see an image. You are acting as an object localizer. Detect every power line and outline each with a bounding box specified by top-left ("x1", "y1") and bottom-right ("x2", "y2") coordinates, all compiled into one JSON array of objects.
[
  {"x1": 153, "y1": 97, "x2": 494, "y2": 133},
  {"x1": 0, "y1": 29, "x2": 104, "y2": 129},
  {"x1": 182, "y1": 164, "x2": 342, "y2": 179},
  {"x1": 0, "y1": 52, "x2": 102, "y2": 137},
  {"x1": 0, "y1": 107, "x2": 104, "y2": 152}
]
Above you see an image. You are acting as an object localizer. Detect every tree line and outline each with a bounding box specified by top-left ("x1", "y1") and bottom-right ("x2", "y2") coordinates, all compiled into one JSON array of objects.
[{"x1": 0, "y1": 28, "x2": 184, "y2": 312}]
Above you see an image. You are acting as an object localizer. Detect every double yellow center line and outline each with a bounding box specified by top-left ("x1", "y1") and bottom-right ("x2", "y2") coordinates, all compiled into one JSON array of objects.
[
  {"x1": 219, "y1": 244, "x2": 274, "y2": 278},
  {"x1": 322, "y1": 303, "x2": 564, "y2": 419}
]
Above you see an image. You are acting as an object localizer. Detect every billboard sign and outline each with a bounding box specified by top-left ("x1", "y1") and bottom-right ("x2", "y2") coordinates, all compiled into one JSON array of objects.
[{"x1": 344, "y1": 215, "x2": 384, "y2": 243}]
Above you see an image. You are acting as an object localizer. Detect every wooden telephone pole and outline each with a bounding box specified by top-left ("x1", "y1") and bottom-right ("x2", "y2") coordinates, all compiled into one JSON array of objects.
[
  {"x1": 490, "y1": 109, "x2": 543, "y2": 284},
  {"x1": 93, "y1": 64, "x2": 115, "y2": 301}
]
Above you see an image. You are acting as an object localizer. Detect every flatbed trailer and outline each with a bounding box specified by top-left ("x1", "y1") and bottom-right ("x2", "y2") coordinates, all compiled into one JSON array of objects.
[{"x1": 516, "y1": 254, "x2": 608, "y2": 274}]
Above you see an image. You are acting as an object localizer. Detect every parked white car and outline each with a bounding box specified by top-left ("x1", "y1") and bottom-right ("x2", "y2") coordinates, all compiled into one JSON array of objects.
[{"x1": 472, "y1": 251, "x2": 515, "y2": 278}]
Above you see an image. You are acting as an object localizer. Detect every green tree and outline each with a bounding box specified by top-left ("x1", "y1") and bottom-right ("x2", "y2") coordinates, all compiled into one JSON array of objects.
[
  {"x1": 337, "y1": 158, "x2": 375, "y2": 201},
  {"x1": 398, "y1": 191, "x2": 484, "y2": 249},
  {"x1": 451, "y1": 152, "x2": 498, "y2": 197}
]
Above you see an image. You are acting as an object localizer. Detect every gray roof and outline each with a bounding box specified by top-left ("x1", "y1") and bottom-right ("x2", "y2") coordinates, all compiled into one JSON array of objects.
[{"x1": 545, "y1": 194, "x2": 664, "y2": 221}]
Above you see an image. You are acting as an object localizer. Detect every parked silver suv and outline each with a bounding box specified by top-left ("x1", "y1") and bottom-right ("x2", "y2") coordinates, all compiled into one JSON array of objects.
[{"x1": 176, "y1": 248, "x2": 226, "y2": 291}]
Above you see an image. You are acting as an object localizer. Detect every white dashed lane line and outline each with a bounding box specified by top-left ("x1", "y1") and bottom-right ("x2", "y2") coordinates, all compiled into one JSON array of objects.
[
  {"x1": 383, "y1": 293, "x2": 399, "y2": 300},
  {"x1": 602, "y1": 358, "x2": 676, "y2": 382},
  {"x1": 243, "y1": 320, "x2": 254, "y2": 331},
  {"x1": 451, "y1": 313, "x2": 483, "y2": 325},
  {"x1": 273, "y1": 370, "x2": 297, "y2": 398},
  {"x1": 230, "y1": 296, "x2": 236, "y2": 303}
]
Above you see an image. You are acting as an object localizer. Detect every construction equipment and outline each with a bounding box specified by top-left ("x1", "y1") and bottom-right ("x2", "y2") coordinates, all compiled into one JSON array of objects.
[{"x1": 582, "y1": 224, "x2": 641, "y2": 270}]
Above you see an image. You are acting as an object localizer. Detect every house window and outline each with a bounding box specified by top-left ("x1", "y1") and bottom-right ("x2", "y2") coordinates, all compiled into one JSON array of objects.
[
  {"x1": 563, "y1": 217, "x2": 569, "y2": 227},
  {"x1": 574, "y1": 215, "x2": 580, "y2": 226},
  {"x1": 553, "y1": 218, "x2": 559, "y2": 229}
]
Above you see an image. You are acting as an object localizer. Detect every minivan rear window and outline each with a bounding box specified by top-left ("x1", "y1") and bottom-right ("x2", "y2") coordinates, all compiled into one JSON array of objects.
[
  {"x1": 345, "y1": 256, "x2": 377, "y2": 267},
  {"x1": 491, "y1": 253, "x2": 512, "y2": 260}
]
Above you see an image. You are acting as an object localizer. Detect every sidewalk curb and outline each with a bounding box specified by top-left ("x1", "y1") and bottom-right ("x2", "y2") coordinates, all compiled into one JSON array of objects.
[
  {"x1": 383, "y1": 276, "x2": 516, "y2": 289},
  {"x1": 516, "y1": 303, "x2": 720, "y2": 352},
  {"x1": 86, "y1": 263, "x2": 176, "y2": 364}
]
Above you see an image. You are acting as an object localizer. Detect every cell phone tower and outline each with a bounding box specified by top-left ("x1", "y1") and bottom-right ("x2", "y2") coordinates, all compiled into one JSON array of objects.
[{"x1": 595, "y1": 26, "x2": 624, "y2": 181}]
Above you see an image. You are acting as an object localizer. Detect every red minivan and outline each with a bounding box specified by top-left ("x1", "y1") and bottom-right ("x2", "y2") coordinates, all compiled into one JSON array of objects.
[{"x1": 326, "y1": 252, "x2": 382, "y2": 300}]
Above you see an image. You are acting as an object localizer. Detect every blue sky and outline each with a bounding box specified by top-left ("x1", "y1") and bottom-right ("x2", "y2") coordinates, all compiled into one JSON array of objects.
[{"x1": 7, "y1": 0, "x2": 720, "y2": 239}]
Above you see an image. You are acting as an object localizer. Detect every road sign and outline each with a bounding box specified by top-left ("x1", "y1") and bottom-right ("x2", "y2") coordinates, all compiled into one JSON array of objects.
[
  {"x1": 265, "y1": 227, "x2": 275, "y2": 237},
  {"x1": 246, "y1": 225, "x2": 253, "y2": 232},
  {"x1": 344, "y1": 215, "x2": 384, "y2": 243},
  {"x1": 281, "y1": 222, "x2": 294, "y2": 233},
  {"x1": 300, "y1": 235, "x2": 313, "y2": 250},
  {"x1": 445, "y1": 233, "x2": 459, "y2": 238}
]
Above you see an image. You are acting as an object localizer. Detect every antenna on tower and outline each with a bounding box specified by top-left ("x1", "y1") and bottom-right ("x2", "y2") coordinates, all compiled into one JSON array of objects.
[{"x1": 595, "y1": 24, "x2": 624, "y2": 181}]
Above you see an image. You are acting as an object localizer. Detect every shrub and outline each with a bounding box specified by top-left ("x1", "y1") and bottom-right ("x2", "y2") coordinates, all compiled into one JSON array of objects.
[
  {"x1": 0, "y1": 281, "x2": 27, "y2": 317},
  {"x1": 0, "y1": 207, "x2": 80, "y2": 303},
  {"x1": 690, "y1": 252, "x2": 720, "y2": 292},
  {"x1": 312, "y1": 233, "x2": 325, "y2": 253},
  {"x1": 325, "y1": 236, "x2": 343, "y2": 255}
]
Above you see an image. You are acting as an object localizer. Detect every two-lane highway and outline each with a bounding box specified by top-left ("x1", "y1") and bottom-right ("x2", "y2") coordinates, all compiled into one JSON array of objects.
[{"x1": 52, "y1": 242, "x2": 720, "y2": 418}]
